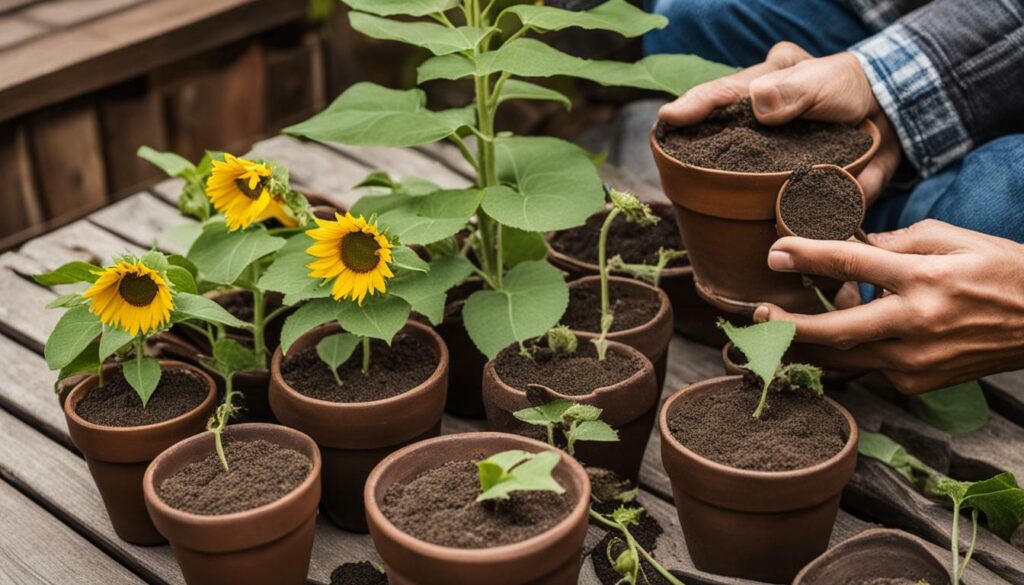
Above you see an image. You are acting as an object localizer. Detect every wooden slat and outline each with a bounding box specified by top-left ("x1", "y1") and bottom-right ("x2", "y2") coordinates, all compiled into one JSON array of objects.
[
  {"x1": 324, "y1": 143, "x2": 471, "y2": 190},
  {"x1": 0, "y1": 121, "x2": 42, "y2": 240},
  {"x1": 0, "y1": 254, "x2": 58, "y2": 352},
  {"x1": 148, "y1": 178, "x2": 185, "y2": 205},
  {"x1": 88, "y1": 191, "x2": 195, "y2": 255},
  {"x1": 984, "y1": 370, "x2": 1024, "y2": 427},
  {"x1": 98, "y1": 78, "x2": 169, "y2": 194},
  {"x1": 19, "y1": 0, "x2": 144, "y2": 28},
  {"x1": 28, "y1": 100, "x2": 108, "y2": 220},
  {"x1": 17, "y1": 218, "x2": 144, "y2": 271},
  {"x1": 246, "y1": 136, "x2": 373, "y2": 206},
  {"x1": 0, "y1": 332, "x2": 64, "y2": 443},
  {"x1": 0, "y1": 13, "x2": 46, "y2": 51},
  {"x1": 263, "y1": 29, "x2": 323, "y2": 129}
]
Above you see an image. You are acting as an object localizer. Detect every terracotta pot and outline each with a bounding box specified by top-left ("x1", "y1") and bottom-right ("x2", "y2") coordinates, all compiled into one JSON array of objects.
[
  {"x1": 269, "y1": 320, "x2": 448, "y2": 532},
  {"x1": 793, "y1": 528, "x2": 950, "y2": 585},
  {"x1": 649, "y1": 120, "x2": 880, "y2": 317},
  {"x1": 775, "y1": 164, "x2": 866, "y2": 240},
  {"x1": 721, "y1": 342, "x2": 862, "y2": 391},
  {"x1": 482, "y1": 341, "x2": 658, "y2": 483},
  {"x1": 143, "y1": 423, "x2": 321, "y2": 585},
  {"x1": 365, "y1": 432, "x2": 591, "y2": 585},
  {"x1": 63, "y1": 361, "x2": 217, "y2": 545},
  {"x1": 659, "y1": 375, "x2": 858, "y2": 583},
  {"x1": 434, "y1": 279, "x2": 488, "y2": 417}
]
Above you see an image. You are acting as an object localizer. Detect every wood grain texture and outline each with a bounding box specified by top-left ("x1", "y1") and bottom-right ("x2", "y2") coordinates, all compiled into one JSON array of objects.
[
  {"x1": 0, "y1": 121, "x2": 42, "y2": 240},
  {"x1": 98, "y1": 79, "x2": 168, "y2": 194},
  {"x1": 0, "y1": 254, "x2": 58, "y2": 351},
  {"x1": 17, "y1": 218, "x2": 143, "y2": 271},
  {"x1": 19, "y1": 0, "x2": 144, "y2": 28},
  {"x1": 0, "y1": 14, "x2": 45, "y2": 51},
  {"x1": 246, "y1": 136, "x2": 372, "y2": 206},
  {"x1": 88, "y1": 191, "x2": 194, "y2": 255}
]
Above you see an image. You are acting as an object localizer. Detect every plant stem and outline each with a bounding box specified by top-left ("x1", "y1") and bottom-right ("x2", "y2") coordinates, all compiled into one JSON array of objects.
[
  {"x1": 263, "y1": 305, "x2": 290, "y2": 325},
  {"x1": 752, "y1": 381, "x2": 770, "y2": 419},
  {"x1": 959, "y1": 509, "x2": 978, "y2": 583},
  {"x1": 588, "y1": 508, "x2": 685, "y2": 585},
  {"x1": 180, "y1": 320, "x2": 216, "y2": 348},
  {"x1": 211, "y1": 375, "x2": 237, "y2": 472},
  {"x1": 361, "y1": 336, "x2": 370, "y2": 374},
  {"x1": 951, "y1": 498, "x2": 961, "y2": 584},
  {"x1": 252, "y1": 288, "x2": 266, "y2": 368},
  {"x1": 595, "y1": 208, "x2": 620, "y2": 361}
]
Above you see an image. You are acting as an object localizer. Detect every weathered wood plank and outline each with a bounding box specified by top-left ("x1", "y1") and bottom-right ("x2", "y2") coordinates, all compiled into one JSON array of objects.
[
  {"x1": 98, "y1": 78, "x2": 169, "y2": 194},
  {"x1": 0, "y1": 14, "x2": 46, "y2": 51},
  {"x1": 88, "y1": 191, "x2": 194, "y2": 255},
  {"x1": 0, "y1": 254, "x2": 58, "y2": 352},
  {"x1": 149, "y1": 178, "x2": 185, "y2": 205},
  {"x1": 984, "y1": 370, "x2": 1024, "y2": 427},
  {"x1": 323, "y1": 143, "x2": 471, "y2": 190},
  {"x1": 19, "y1": 0, "x2": 144, "y2": 28},
  {"x1": 17, "y1": 219, "x2": 144, "y2": 271},
  {"x1": 0, "y1": 121, "x2": 42, "y2": 241},
  {"x1": 0, "y1": 331, "x2": 65, "y2": 443},
  {"x1": 247, "y1": 136, "x2": 371, "y2": 206}
]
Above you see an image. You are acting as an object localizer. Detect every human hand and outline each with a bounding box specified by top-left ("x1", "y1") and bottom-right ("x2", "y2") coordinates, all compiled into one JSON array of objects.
[
  {"x1": 752, "y1": 220, "x2": 1024, "y2": 394},
  {"x1": 658, "y1": 42, "x2": 902, "y2": 204}
]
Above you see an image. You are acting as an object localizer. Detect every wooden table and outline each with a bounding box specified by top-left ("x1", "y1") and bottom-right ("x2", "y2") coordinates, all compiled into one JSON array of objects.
[{"x1": 1, "y1": 135, "x2": 1022, "y2": 584}]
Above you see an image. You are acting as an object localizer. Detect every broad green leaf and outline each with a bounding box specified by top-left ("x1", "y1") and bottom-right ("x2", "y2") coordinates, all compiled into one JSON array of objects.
[
  {"x1": 45, "y1": 306, "x2": 102, "y2": 371},
  {"x1": 964, "y1": 472, "x2": 1024, "y2": 540},
  {"x1": 140, "y1": 250, "x2": 168, "y2": 272},
  {"x1": 909, "y1": 381, "x2": 989, "y2": 436},
  {"x1": 391, "y1": 246, "x2": 430, "y2": 274},
  {"x1": 340, "y1": 0, "x2": 458, "y2": 17},
  {"x1": 857, "y1": 431, "x2": 927, "y2": 485},
  {"x1": 514, "y1": 400, "x2": 573, "y2": 426},
  {"x1": 122, "y1": 356, "x2": 162, "y2": 406},
  {"x1": 569, "y1": 420, "x2": 619, "y2": 444},
  {"x1": 336, "y1": 295, "x2": 411, "y2": 344},
  {"x1": 281, "y1": 298, "x2": 341, "y2": 354},
  {"x1": 563, "y1": 403, "x2": 603, "y2": 423},
  {"x1": 257, "y1": 234, "x2": 332, "y2": 305},
  {"x1": 47, "y1": 294, "x2": 88, "y2": 309},
  {"x1": 33, "y1": 261, "x2": 101, "y2": 286},
  {"x1": 57, "y1": 340, "x2": 100, "y2": 384},
  {"x1": 502, "y1": 0, "x2": 667, "y2": 37},
  {"x1": 316, "y1": 332, "x2": 360, "y2": 375},
  {"x1": 502, "y1": 226, "x2": 548, "y2": 268},
  {"x1": 187, "y1": 222, "x2": 286, "y2": 285},
  {"x1": 137, "y1": 146, "x2": 194, "y2": 178},
  {"x1": 99, "y1": 326, "x2": 133, "y2": 362},
  {"x1": 350, "y1": 12, "x2": 490, "y2": 55},
  {"x1": 496, "y1": 79, "x2": 571, "y2": 110},
  {"x1": 377, "y1": 189, "x2": 483, "y2": 245},
  {"x1": 166, "y1": 221, "x2": 203, "y2": 251},
  {"x1": 463, "y1": 260, "x2": 569, "y2": 360},
  {"x1": 482, "y1": 136, "x2": 604, "y2": 232},
  {"x1": 167, "y1": 254, "x2": 198, "y2": 277},
  {"x1": 172, "y1": 292, "x2": 250, "y2": 329},
  {"x1": 209, "y1": 338, "x2": 265, "y2": 376},
  {"x1": 389, "y1": 254, "x2": 474, "y2": 325},
  {"x1": 477, "y1": 450, "x2": 531, "y2": 492},
  {"x1": 477, "y1": 450, "x2": 565, "y2": 501},
  {"x1": 165, "y1": 265, "x2": 197, "y2": 295},
  {"x1": 719, "y1": 320, "x2": 795, "y2": 390},
  {"x1": 354, "y1": 170, "x2": 400, "y2": 190}
]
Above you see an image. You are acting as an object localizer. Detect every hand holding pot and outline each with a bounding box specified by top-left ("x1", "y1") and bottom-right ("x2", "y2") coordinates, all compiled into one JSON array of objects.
[{"x1": 753, "y1": 220, "x2": 1024, "y2": 394}]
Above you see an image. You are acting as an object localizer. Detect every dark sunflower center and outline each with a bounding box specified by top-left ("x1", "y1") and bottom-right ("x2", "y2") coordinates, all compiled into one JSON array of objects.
[
  {"x1": 234, "y1": 176, "x2": 268, "y2": 199},
  {"x1": 118, "y1": 274, "x2": 158, "y2": 307},
  {"x1": 340, "y1": 232, "x2": 381, "y2": 273}
]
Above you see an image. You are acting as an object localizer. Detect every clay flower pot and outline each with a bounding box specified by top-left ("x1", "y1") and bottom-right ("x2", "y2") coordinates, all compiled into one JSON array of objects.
[
  {"x1": 721, "y1": 342, "x2": 862, "y2": 391},
  {"x1": 774, "y1": 164, "x2": 866, "y2": 239},
  {"x1": 793, "y1": 528, "x2": 951, "y2": 585},
  {"x1": 433, "y1": 279, "x2": 489, "y2": 417},
  {"x1": 364, "y1": 432, "x2": 591, "y2": 585},
  {"x1": 658, "y1": 375, "x2": 859, "y2": 583},
  {"x1": 482, "y1": 341, "x2": 658, "y2": 483},
  {"x1": 269, "y1": 320, "x2": 448, "y2": 532},
  {"x1": 649, "y1": 120, "x2": 879, "y2": 317},
  {"x1": 143, "y1": 423, "x2": 321, "y2": 585},
  {"x1": 63, "y1": 360, "x2": 217, "y2": 545}
]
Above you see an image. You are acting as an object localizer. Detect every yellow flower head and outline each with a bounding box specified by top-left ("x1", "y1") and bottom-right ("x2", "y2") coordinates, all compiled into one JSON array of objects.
[
  {"x1": 82, "y1": 261, "x2": 173, "y2": 336},
  {"x1": 307, "y1": 212, "x2": 395, "y2": 305},
  {"x1": 206, "y1": 153, "x2": 297, "y2": 231}
]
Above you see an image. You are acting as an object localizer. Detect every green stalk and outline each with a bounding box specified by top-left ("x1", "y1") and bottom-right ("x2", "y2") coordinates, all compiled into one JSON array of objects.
[
  {"x1": 752, "y1": 381, "x2": 770, "y2": 419},
  {"x1": 588, "y1": 509, "x2": 685, "y2": 585},
  {"x1": 211, "y1": 375, "x2": 237, "y2": 472},
  {"x1": 252, "y1": 288, "x2": 267, "y2": 369},
  {"x1": 951, "y1": 498, "x2": 961, "y2": 583},
  {"x1": 959, "y1": 509, "x2": 978, "y2": 583},
  {"x1": 361, "y1": 336, "x2": 371, "y2": 374},
  {"x1": 595, "y1": 208, "x2": 620, "y2": 361}
]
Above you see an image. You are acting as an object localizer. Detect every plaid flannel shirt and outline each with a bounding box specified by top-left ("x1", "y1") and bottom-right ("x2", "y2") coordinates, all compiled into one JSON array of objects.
[{"x1": 841, "y1": 0, "x2": 1024, "y2": 176}]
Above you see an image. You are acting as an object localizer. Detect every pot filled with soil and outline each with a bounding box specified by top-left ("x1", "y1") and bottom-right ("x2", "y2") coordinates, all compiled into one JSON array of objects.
[
  {"x1": 650, "y1": 97, "x2": 879, "y2": 316},
  {"x1": 721, "y1": 342, "x2": 862, "y2": 391},
  {"x1": 793, "y1": 528, "x2": 951, "y2": 585},
  {"x1": 269, "y1": 320, "x2": 448, "y2": 532},
  {"x1": 776, "y1": 164, "x2": 865, "y2": 240},
  {"x1": 433, "y1": 278, "x2": 489, "y2": 417},
  {"x1": 63, "y1": 360, "x2": 217, "y2": 545},
  {"x1": 659, "y1": 374, "x2": 858, "y2": 582},
  {"x1": 364, "y1": 432, "x2": 591, "y2": 585},
  {"x1": 143, "y1": 423, "x2": 321, "y2": 585}
]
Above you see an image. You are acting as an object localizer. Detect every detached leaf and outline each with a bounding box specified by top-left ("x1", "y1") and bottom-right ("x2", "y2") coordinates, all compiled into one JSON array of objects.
[
  {"x1": 719, "y1": 320, "x2": 795, "y2": 390},
  {"x1": 281, "y1": 298, "x2": 341, "y2": 354},
  {"x1": 137, "y1": 146, "x2": 194, "y2": 178},
  {"x1": 172, "y1": 293, "x2": 250, "y2": 329},
  {"x1": 857, "y1": 431, "x2": 929, "y2": 485},
  {"x1": 340, "y1": 0, "x2": 458, "y2": 17},
  {"x1": 45, "y1": 306, "x2": 103, "y2": 371},
  {"x1": 122, "y1": 356, "x2": 162, "y2": 406},
  {"x1": 336, "y1": 295, "x2": 411, "y2": 344},
  {"x1": 188, "y1": 222, "x2": 286, "y2": 285},
  {"x1": 503, "y1": 0, "x2": 667, "y2": 37},
  {"x1": 350, "y1": 12, "x2": 490, "y2": 55},
  {"x1": 477, "y1": 450, "x2": 565, "y2": 501},
  {"x1": 34, "y1": 261, "x2": 101, "y2": 286},
  {"x1": 909, "y1": 381, "x2": 989, "y2": 436}
]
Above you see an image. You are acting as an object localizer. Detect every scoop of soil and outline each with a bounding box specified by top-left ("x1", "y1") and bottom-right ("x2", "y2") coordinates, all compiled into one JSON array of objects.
[
  {"x1": 779, "y1": 166, "x2": 864, "y2": 240},
  {"x1": 281, "y1": 333, "x2": 437, "y2": 402},
  {"x1": 560, "y1": 280, "x2": 660, "y2": 333},
  {"x1": 494, "y1": 341, "x2": 641, "y2": 397},
  {"x1": 381, "y1": 460, "x2": 573, "y2": 548},
  {"x1": 158, "y1": 438, "x2": 311, "y2": 515},
  {"x1": 75, "y1": 368, "x2": 207, "y2": 427},
  {"x1": 655, "y1": 98, "x2": 873, "y2": 173},
  {"x1": 667, "y1": 379, "x2": 848, "y2": 471},
  {"x1": 327, "y1": 562, "x2": 387, "y2": 585},
  {"x1": 550, "y1": 204, "x2": 686, "y2": 267}
]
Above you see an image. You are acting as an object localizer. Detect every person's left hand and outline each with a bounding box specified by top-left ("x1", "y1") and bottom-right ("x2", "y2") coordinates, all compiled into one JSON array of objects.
[{"x1": 753, "y1": 220, "x2": 1024, "y2": 394}]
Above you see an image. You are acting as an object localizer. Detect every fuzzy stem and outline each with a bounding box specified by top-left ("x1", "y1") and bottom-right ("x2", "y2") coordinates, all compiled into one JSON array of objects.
[
  {"x1": 752, "y1": 380, "x2": 770, "y2": 419},
  {"x1": 361, "y1": 336, "x2": 371, "y2": 374}
]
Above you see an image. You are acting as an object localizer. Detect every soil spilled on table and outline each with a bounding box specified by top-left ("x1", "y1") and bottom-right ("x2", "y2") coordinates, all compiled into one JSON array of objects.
[
  {"x1": 75, "y1": 368, "x2": 207, "y2": 427},
  {"x1": 667, "y1": 377, "x2": 848, "y2": 471},
  {"x1": 780, "y1": 166, "x2": 864, "y2": 240},
  {"x1": 561, "y1": 280, "x2": 660, "y2": 333},
  {"x1": 494, "y1": 341, "x2": 641, "y2": 396},
  {"x1": 381, "y1": 459, "x2": 573, "y2": 548},
  {"x1": 158, "y1": 438, "x2": 311, "y2": 515},
  {"x1": 656, "y1": 98, "x2": 873, "y2": 173},
  {"x1": 326, "y1": 562, "x2": 387, "y2": 585},
  {"x1": 550, "y1": 203, "x2": 686, "y2": 267},
  {"x1": 281, "y1": 333, "x2": 437, "y2": 402}
]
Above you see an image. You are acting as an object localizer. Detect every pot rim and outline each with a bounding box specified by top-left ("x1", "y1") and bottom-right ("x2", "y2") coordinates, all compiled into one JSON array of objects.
[
  {"x1": 775, "y1": 164, "x2": 866, "y2": 239},
  {"x1": 659, "y1": 375, "x2": 859, "y2": 480},
  {"x1": 793, "y1": 527, "x2": 950, "y2": 584},
  {"x1": 567, "y1": 275, "x2": 673, "y2": 340},
  {"x1": 364, "y1": 431, "x2": 591, "y2": 561}
]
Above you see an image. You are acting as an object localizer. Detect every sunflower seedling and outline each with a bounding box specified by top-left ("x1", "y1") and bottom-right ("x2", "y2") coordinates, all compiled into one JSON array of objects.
[
  {"x1": 607, "y1": 247, "x2": 687, "y2": 288},
  {"x1": 513, "y1": 399, "x2": 619, "y2": 456},
  {"x1": 476, "y1": 450, "x2": 565, "y2": 502},
  {"x1": 316, "y1": 332, "x2": 361, "y2": 386},
  {"x1": 203, "y1": 338, "x2": 265, "y2": 471}
]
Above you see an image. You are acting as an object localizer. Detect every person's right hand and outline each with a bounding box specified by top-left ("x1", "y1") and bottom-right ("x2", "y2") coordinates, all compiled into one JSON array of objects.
[{"x1": 659, "y1": 42, "x2": 902, "y2": 204}]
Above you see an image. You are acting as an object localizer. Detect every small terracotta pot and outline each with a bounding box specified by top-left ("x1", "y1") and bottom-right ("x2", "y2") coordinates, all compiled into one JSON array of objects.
[
  {"x1": 365, "y1": 432, "x2": 591, "y2": 585},
  {"x1": 659, "y1": 375, "x2": 858, "y2": 583},
  {"x1": 793, "y1": 528, "x2": 951, "y2": 585},
  {"x1": 482, "y1": 341, "x2": 658, "y2": 483},
  {"x1": 63, "y1": 361, "x2": 217, "y2": 545},
  {"x1": 434, "y1": 279, "x2": 489, "y2": 417},
  {"x1": 775, "y1": 164, "x2": 866, "y2": 240},
  {"x1": 143, "y1": 423, "x2": 321, "y2": 585},
  {"x1": 269, "y1": 320, "x2": 448, "y2": 532},
  {"x1": 649, "y1": 120, "x2": 880, "y2": 317},
  {"x1": 721, "y1": 342, "x2": 862, "y2": 391}
]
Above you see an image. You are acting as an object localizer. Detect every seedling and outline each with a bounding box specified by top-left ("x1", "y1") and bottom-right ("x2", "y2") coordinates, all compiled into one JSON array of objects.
[
  {"x1": 316, "y1": 332, "x2": 362, "y2": 385},
  {"x1": 513, "y1": 399, "x2": 619, "y2": 455},
  {"x1": 607, "y1": 247, "x2": 687, "y2": 288},
  {"x1": 203, "y1": 338, "x2": 265, "y2": 471},
  {"x1": 800, "y1": 275, "x2": 836, "y2": 312},
  {"x1": 476, "y1": 449, "x2": 565, "y2": 502},
  {"x1": 718, "y1": 319, "x2": 824, "y2": 419}
]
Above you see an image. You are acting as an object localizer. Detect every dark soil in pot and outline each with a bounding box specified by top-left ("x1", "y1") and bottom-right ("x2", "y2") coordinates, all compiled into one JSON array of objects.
[
  {"x1": 550, "y1": 203, "x2": 686, "y2": 267},
  {"x1": 561, "y1": 281, "x2": 660, "y2": 333},
  {"x1": 76, "y1": 369, "x2": 208, "y2": 427},
  {"x1": 493, "y1": 341, "x2": 642, "y2": 396},
  {"x1": 779, "y1": 166, "x2": 864, "y2": 240},
  {"x1": 327, "y1": 562, "x2": 387, "y2": 585}
]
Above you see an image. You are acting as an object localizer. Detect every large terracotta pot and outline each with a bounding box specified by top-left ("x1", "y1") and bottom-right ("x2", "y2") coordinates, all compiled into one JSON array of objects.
[
  {"x1": 649, "y1": 120, "x2": 879, "y2": 317},
  {"x1": 482, "y1": 341, "x2": 657, "y2": 483},
  {"x1": 364, "y1": 432, "x2": 591, "y2": 585},
  {"x1": 793, "y1": 528, "x2": 950, "y2": 585},
  {"x1": 659, "y1": 376, "x2": 858, "y2": 583},
  {"x1": 269, "y1": 320, "x2": 448, "y2": 532},
  {"x1": 143, "y1": 423, "x2": 321, "y2": 585},
  {"x1": 64, "y1": 361, "x2": 217, "y2": 545}
]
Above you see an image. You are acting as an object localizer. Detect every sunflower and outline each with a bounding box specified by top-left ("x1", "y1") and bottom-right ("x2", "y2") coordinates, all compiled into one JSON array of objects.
[
  {"x1": 206, "y1": 153, "x2": 297, "y2": 231},
  {"x1": 307, "y1": 212, "x2": 395, "y2": 305},
  {"x1": 82, "y1": 261, "x2": 173, "y2": 336}
]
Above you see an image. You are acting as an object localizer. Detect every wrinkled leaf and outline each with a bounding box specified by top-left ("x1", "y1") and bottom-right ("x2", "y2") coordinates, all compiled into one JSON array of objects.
[
  {"x1": 965, "y1": 472, "x2": 1024, "y2": 540},
  {"x1": 909, "y1": 381, "x2": 989, "y2": 436},
  {"x1": 209, "y1": 338, "x2": 265, "y2": 377}
]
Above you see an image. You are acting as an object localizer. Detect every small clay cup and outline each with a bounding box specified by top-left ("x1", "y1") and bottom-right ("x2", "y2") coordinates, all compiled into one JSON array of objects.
[
  {"x1": 434, "y1": 278, "x2": 489, "y2": 417},
  {"x1": 64, "y1": 360, "x2": 217, "y2": 545},
  {"x1": 482, "y1": 341, "x2": 658, "y2": 483},
  {"x1": 365, "y1": 432, "x2": 591, "y2": 585},
  {"x1": 659, "y1": 375, "x2": 858, "y2": 583},
  {"x1": 793, "y1": 528, "x2": 951, "y2": 585},
  {"x1": 143, "y1": 423, "x2": 321, "y2": 585},
  {"x1": 721, "y1": 342, "x2": 862, "y2": 391},
  {"x1": 269, "y1": 320, "x2": 448, "y2": 532},
  {"x1": 774, "y1": 164, "x2": 866, "y2": 240}
]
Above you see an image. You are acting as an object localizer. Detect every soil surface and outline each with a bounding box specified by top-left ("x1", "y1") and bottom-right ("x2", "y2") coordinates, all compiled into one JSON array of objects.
[
  {"x1": 75, "y1": 368, "x2": 207, "y2": 427},
  {"x1": 780, "y1": 166, "x2": 864, "y2": 240},
  {"x1": 656, "y1": 98, "x2": 873, "y2": 173},
  {"x1": 327, "y1": 562, "x2": 387, "y2": 585},
  {"x1": 494, "y1": 341, "x2": 642, "y2": 396},
  {"x1": 219, "y1": 291, "x2": 255, "y2": 323},
  {"x1": 857, "y1": 579, "x2": 925, "y2": 585},
  {"x1": 281, "y1": 333, "x2": 437, "y2": 403},
  {"x1": 561, "y1": 280, "x2": 661, "y2": 333},
  {"x1": 667, "y1": 378, "x2": 848, "y2": 471},
  {"x1": 550, "y1": 203, "x2": 686, "y2": 267},
  {"x1": 158, "y1": 438, "x2": 311, "y2": 515},
  {"x1": 381, "y1": 459, "x2": 573, "y2": 548}
]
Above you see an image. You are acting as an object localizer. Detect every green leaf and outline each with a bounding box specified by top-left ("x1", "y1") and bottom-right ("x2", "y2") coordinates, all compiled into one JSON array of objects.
[
  {"x1": 391, "y1": 246, "x2": 430, "y2": 274},
  {"x1": 137, "y1": 146, "x2": 194, "y2": 178},
  {"x1": 857, "y1": 431, "x2": 928, "y2": 485},
  {"x1": 284, "y1": 82, "x2": 475, "y2": 148},
  {"x1": 140, "y1": 250, "x2": 169, "y2": 272},
  {"x1": 563, "y1": 403, "x2": 603, "y2": 423},
  {"x1": 257, "y1": 234, "x2": 332, "y2": 305},
  {"x1": 502, "y1": 226, "x2": 548, "y2": 268},
  {"x1": 281, "y1": 298, "x2": 341, "y2": 354},
  {"x1": 482, "y1": 136, "x2": 605, "y2": 232},
  {"x1": 33, "y1": 261, "x2": 101, "y2": 286},
  {"x1": 172, "y1": 292, "x2": 250, "y2": 329},
  {"x1": 463, "y1": 260, "x2": 569, "y2": 360},
  {"x1": 167, "y1": 254, "x2": 198, "y2": 277},
  {"x1": 99, "y1": 326, "x2": 133, "y2": 362},
  {"x1": 377, "y1": 189, "x2": 483, "y2": 245},
  {"x1": 909, "y1": 381, "x2": 989, "y2": 436},
  {"x1": 336, "y1": 295, "x2": 412, "y2": 344},
  {"x1": 964, "y1": 472, "x2": 1024, "y2": 540},
  {"x1": 165, "y1": 265, "x2": 197, "y2": 295},
  {"x1": 514, "y1": 399, "x2": 573, "y2": 426},
  {"x1": 187, "y1": 222, "x2": 286, "y2": 285},
  {"x1": 208, "y1": 338, "x2": 265, "y2": 376},
  {"x1": 389, "y1": 254, "x2": 474, "y2": 325},
  {"x1": 719, "y1": 320, "x2": 796, "y2": 390},
  {"x1": 495, "y1": 79, "x2": 571, "y2": 110},
  {"x1": 47, "y1": 294, "x2": 88, "y2": 309},
  {"x1": 122, "y1": 356, "x2": 162, "y2": 406},
  {"x1": 477, "y1": 450, "x2": 532, "y2": 492},
  {"x1": 57, "y1": 340, "x2": 101, "y2": 384},
  {"x1": 166, "y1": 221, "x2": 203, "y2": 250},
  {"x1": 350, "y1": 12, "x2": 491, "y2": 55},
  {"x1": 610, "y1": 505, "x2": 644, "y2": 528},
  {"x1": 477, "y1": 450, "x2": 565, "y2": 502},
  {"x1": 340, "y1": 0, "x2": 458, "y2": 17},
  {"x1": 354, "y1": 170, "x2": 400, "y2": 190},
  {"x1": 502, "y1": 0, "x2": 667, "y2": 37},
  {"x1": 316, "y1": 332, "x2": 360, "y2": 376},
  {"x1": 44, "y1": 306, "x2": 102, "y2": 371},
  {"x1": 568, "y1": 420, "x2": 619, "y2": 446}
]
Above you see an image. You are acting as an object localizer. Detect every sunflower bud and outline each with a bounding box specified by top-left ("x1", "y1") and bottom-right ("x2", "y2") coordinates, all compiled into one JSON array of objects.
[{"x1": 608, "y1": 189, "x2": 658, "y2": 226}]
